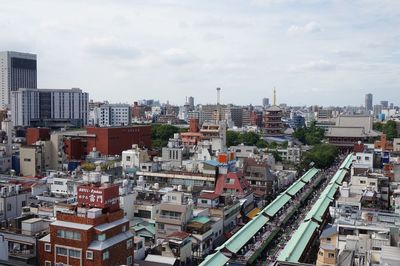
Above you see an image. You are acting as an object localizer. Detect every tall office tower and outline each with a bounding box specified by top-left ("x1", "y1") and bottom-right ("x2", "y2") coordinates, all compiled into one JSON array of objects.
[
  {"x1": 365, "y1": 93, "x2": 373, "y2": 111},
  {"x1": 262, "y1": 97, "x2": 269, "y2": 107},
  {"x1": 188, "y1": 96, "x2": 194, "y2": 110},
  {"x1": 0, "y1": 51, "x2": 37, "y2": 108}
]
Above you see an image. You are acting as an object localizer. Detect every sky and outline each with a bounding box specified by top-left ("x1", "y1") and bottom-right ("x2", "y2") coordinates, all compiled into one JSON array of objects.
[{"x1": 1, "y1": 0, "x2": 399, "y2": 107}]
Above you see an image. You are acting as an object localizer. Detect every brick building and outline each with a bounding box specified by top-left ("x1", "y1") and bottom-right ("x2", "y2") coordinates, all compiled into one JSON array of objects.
[
  {"x1": 26, "y1": 127, "x2": 50, "y2": 145},
  {"x1": 63, "y1": 125, "x2": 151, "y2": 159},
  {"x1": 38, "y1": 184, "x2": 134, "y2": 266}
]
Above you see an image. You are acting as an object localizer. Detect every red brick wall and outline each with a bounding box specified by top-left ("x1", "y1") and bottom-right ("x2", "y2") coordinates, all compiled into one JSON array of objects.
[
  {"x1": 86, "y1": 126, "x2": 151, "y2": 155},
  {"x1": 26, "y1": 127, "x2": 50, "y2": 145}
]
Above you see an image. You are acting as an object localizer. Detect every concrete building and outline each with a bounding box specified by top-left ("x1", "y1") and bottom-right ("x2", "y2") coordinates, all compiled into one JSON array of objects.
[
  {"x1": 19, "y1": 141, "x2": 52, "y2": 176},
  {"x1": 121, "y1": 145, "x2": 150, "y2": 174},
  {"x1": 155, "y1": 191, "x2": 193, "y2": 239},
  {"x1": 365, "y1": 93, "x2": 373, "y2": 112},
  {"x1": 0, "y1": 216, "x2": 50, "y2": 265},
  {"x1": 97, "y1": 103, "x2": 131, "y2": 127},
  {"x1": 38, "y1": 184, "x2": 134, "y2": 266},
  {"x1": 316, "y1": 226, "x2": 338, "y2": 266},
  {"x1": 11, "y1": 88, "x2": 89, "y2": 127},
  {"x1": 0, "y1": 184, "x2": 31, "y2": 222},
  {"x1": 0, "y1": 51, "x2": 37, "y2": 109}
]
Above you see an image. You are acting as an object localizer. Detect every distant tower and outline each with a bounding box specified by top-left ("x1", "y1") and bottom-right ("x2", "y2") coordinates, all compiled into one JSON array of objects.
[
  {"x1": 188, "y1": 96, "x2": 194, "y2": 110},
  {"x1": 216, "y1": 87, "x2": 221, "y2": 122},
  {"x1": 365, "y1": 93, "x2": 373, "y2": 111},
  {"x1": 0, "y1": 51, "x2": 37, "y2": 108},
  {"x1": 262, "y1": 98, "x2": 269, "y2": 107},
  {"x1": 273, "y1": 87, "x2": 277, "y2": 106}
]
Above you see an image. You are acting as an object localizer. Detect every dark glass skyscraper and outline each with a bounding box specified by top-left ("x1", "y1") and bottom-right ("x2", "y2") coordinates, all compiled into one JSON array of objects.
[
  {"x1": 365, "y1": 93, "x2": 373, "y2": 111},
  {"x1": 0, "y1": 51, "x2": 37, "y2": 108}
]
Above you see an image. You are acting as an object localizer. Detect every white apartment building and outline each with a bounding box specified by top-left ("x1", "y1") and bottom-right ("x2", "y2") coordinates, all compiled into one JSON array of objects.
[{"x1": 98, "y1": 103, "x2": 131, "y2": 127}]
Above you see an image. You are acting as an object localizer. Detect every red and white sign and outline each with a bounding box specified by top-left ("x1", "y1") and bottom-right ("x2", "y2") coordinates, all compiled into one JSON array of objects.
[{"x1": 77, "y1": 185, "x2": 119, "y2": 209}]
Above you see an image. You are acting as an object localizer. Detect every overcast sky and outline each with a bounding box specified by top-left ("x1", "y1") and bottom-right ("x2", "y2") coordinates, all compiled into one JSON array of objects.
[{"x1": 1, "y1": 0, "x2": 399, "y2": 106}]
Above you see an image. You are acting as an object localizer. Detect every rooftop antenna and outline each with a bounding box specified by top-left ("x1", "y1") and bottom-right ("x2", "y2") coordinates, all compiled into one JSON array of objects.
[{"x1": 216, "y1": 87, "x2": 221, "y2": 105}]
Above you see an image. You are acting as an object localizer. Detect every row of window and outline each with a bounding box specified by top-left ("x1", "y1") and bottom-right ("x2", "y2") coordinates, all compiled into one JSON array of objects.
[
  {"x1": 44, "y1": 241, "x2": 133, "y2": 262},
  {"x1": 57, "y1": 230, "x2": 81, "y2": 240}
]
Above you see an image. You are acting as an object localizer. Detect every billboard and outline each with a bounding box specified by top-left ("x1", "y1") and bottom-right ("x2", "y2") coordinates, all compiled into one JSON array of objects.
[{"x1": 77, "y1": 184, "x2": 119, "y2": 209}]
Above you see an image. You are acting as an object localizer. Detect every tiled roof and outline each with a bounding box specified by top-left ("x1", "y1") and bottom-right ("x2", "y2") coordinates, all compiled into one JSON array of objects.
[
  {"x1": 166, "y1": 231, "x2": 190, "y2": 240},
  {"x1": 198, "y1": 193, "x2": 219, "y2": 200}
]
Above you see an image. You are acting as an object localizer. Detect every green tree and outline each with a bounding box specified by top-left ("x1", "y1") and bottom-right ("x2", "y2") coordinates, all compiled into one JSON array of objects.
[
  {"x1": 373, "y1": 121, "x2": 398, "y2": 140},
  {"x1": 301, "y1": 144, "x2": 339, "y2": 169},
  {"x1": 383, "y1": 120, "x2": 398, "y2": 140},
  {"x1": 151, "y1": 124, "x2": 180, "y2": 149},
  {"x1": 293, "y1": 122, "x2": 324, "y2": 145},
  {"x1": 271, "y1": 150, "x2": 282, "y2": 162}
]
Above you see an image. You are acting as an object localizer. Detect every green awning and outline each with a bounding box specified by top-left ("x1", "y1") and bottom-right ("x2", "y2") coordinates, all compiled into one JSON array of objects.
[
  {"x1": 221, "y1": 214, "x2": 269, "y2": 253},
  {"x1": 278, "y1": 220, "x2": 319, "y2": 263},
  {"x1": 305, "y1": 196, "x2": 332, "y2": 223},
  {"x1": 199, "y1": 251, "x2": 230, "y2": 266},
  {"x1": 300, "y1": 167, "x2": 319, "y2": 183},
  {"x1": 286, "y1": 180, "x2": 305, "y2": 196},
  {"x1": 262, "y1": 193, "x2": 292, "y2": 217}
]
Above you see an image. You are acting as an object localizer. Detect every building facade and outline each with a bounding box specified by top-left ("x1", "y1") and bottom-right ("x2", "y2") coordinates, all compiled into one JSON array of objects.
[
  {"x1": 11, "y1": 88, "x2": 89, "y2": 127},
  {"x1": 98, "y1": 103, "x2": 131, "y2": 127},
  {"x1": 0, "y1": 51, "x2": 37, "y2": 108},
  {"x1": 38, "y1": 184, "x2": 134, "y2": 266}
]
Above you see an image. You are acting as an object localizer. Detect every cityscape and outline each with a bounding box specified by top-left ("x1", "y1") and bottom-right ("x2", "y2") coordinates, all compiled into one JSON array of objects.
[{"x1": 1, "y1": 1, "x2": 400, "y2": 266}]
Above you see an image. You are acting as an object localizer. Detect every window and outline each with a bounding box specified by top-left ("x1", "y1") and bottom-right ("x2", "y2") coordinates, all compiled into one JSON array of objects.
[
  {"x1": 7, "y1": 204, "x2": 11, "y2": 211},
  {"x1": 24, "y1": 158, "x2": 31, "y2": 162},
  {"x1": 360, "y1": 180, "x2": 366, "y2": 184},
  {"x1": 21, "y1": 201, "x2": 26, "y2": 207},
  {"x1": 127, "y1": 239, "x2": 132, "y2": 249},
  {"x1": 369, "y1": 182, "x2": 376, "y2": 186},
  {"x1": 103, "y1": 250, "x2": 109, "y2": 260},
  {"x1": 122, "y1": 225, "x2": 127, "y2": 232},
  {"x1": 45, "y1": 243, "x2": 51, "y2": 252},
  {"x1": 318, "y1": 251, "x2": 323, "y2": 256},
  {"x1": 98, "y1": 233, "x2": 106, "y2": 241},
  {"x1": 56, "y1": 247, "x2": 68, "y2": 256},
  {"x1": 69, "y1": 249, "x2": 81, "y2": 258},
  {"x1": 326, "y1": 237, "x2": 331, "y2": 242},
  {"x1": 328, "y1": 253, "x2": 335, "y2": 258},
  {"x1": 126, "y1": 156, "x2": 131, "y2": 161},
  {"x1": 86, "y1": 250, "x2": 93, "y2": 260},
  {"x1": 127, "y1": 255, "x2": 133, "y2": 266},
  {"x1": 365, "y1": 156, "x2": 370, "y2": 161},
  {"x1": 201, "y1": 199, "x2": 208, "y2": 204},
  {"x1": 57, "y1": 230, "x2": 81, "y2": 240},
  {"x1": 45, "y1": 261, "x2": 51, "y2": 266}
]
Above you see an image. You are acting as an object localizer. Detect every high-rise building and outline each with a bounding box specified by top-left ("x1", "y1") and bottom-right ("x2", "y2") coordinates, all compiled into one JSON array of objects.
[
  {"x1": 188, "y1": 96, "x2": 194, "y2": 110},
  {"x1": 262, "y1": 98, "x2": 269, "y2": 107},
  {"x1": 365, "y1": 93, "x2": 373, "y2": 111},
  {"x1": 0, "y1": 51, "x2": 37, "y2": 109},
  {"x1": 11, "y1": 88, "x2": 88, "y2": 127},
  {"x1": 380, "y1": 100, "x2": 389, "y2": 109}
]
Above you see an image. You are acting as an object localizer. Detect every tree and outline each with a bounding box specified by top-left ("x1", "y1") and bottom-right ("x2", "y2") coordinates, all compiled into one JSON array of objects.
[
  {"x1": 293, "y1": 122, "x2": 324, "y2": 145},
  {"x1": 151, "y1": 124, "x2": 180, "y2": 149},
  {"x1": 373, "y1": 121, "x2": 398, "y2": 140},
  {"x1": 301, "y1": 144, "x2": 339, "y2": 169},
  {"x1": 226, "y1": 131, "x2": 263, "y2": 147},
  {"x1": 383, "y1": 120, "x2": 398, "y2": 140}
]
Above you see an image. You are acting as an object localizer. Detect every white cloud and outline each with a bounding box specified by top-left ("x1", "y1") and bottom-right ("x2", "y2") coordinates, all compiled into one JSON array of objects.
[
  {"x1": 161, "y1": 48, "x2": 198, "y2": 66},
  {"x1": 289, "y1": 60, "x2": 336, "y2": 72},
  {"x1": 288, "y1": 21, "x2": 322, "y2": 34}
]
